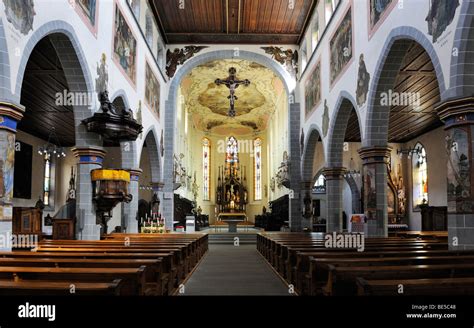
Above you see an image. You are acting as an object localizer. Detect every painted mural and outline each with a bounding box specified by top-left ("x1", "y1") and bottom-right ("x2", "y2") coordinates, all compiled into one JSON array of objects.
[
  {"x1": 369, "y1": 0, "x2": 394, "y2": 30},
  {"x1": 2, "y1": 0, "x2": 36, "y2": 35},
  {"x1": 426, "y1": 0, "x2": 460, "y2": 43},
  {"x1": 145, "y1": 61, "x2": 160, "y2": 120},
  {"x1": 76, "y1": 0, "x2": 96, "y2": 26},
  {"x1": 113, "y1": 4, "x2": 137, "y2": 85},
  {"x1": 356, "y1": 54, "x2": 370, "y2": 107},
  {"x1": 330, "y1": 7, "x2": 353, "y2": 85},
  {"x1": 364, "y1": 164, "x2": 377, "y2": 220},
  {"x1": 446, "y1": 127, "x2": 472, "y2": 213},
  {"x1": 0, "y1": 132, "x2": 15, "y2": 221},
  {"x1": 304, "y1": 61, "x2": 321, "y2": 118}
]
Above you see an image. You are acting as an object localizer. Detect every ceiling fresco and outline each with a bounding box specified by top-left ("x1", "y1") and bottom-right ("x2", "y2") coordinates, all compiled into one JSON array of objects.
[{"x1": 181, "y1": 59, "x2": 286, "y2": 136}]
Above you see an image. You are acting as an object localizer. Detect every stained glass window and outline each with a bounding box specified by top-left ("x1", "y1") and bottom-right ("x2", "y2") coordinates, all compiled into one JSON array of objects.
[
  {"x1": 203, "y1": 138, "x2": 210, "y2": 201},
  {"x1": 225, "y1": 136, "x2": 239, "y2": 177},
  {"x1": 44, "y1": 154, "x2": 51, "y2": 206},
  {"x1": 412, "y1": 143, "x2": 428, "y2": 208},
  {"x1": 254, "y1": 138, "x2": 262, "y2": 201},
  {"x1": 313, "y1": 174, "x2": 326, "y2": 194}
]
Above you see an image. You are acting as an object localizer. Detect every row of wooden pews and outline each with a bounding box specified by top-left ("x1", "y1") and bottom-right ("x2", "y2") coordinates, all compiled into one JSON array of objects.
[
  {"x1": 257, "y1": 232, "x2": 474, "y2": 296},
  {"x1": 0, "y1": 233, "x2": 208, "y2": 296}
]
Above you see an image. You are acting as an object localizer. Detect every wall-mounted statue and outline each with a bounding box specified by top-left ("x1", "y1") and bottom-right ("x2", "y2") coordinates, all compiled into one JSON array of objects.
[
  {"x1": 96, "y1": 53, "x2": 109, "y2": 95},
  {"x1": 426, "y1": 0, "x2": 459, "y2": 43},
  {"x1": 300, "y1": 128, "x2": 305, "y2": 157},
  {"x1": 136, "y1": 100, "x2": 142, "y2": 139},
  {"x1": 166, "y1": 46, "x2": 208, "y2": 78},
  {"x1": 3, "y1": 0, "x2": 35, "y2": 35},
  {"x1": 261, "y1": 46, "x2": 299, "y2": 79},
  {"x1": 322, "y1": 100, "x2": 330, "y2": 138},
  {"x1": 356, "y1": 54, "x2": 370, "y2": 107}
]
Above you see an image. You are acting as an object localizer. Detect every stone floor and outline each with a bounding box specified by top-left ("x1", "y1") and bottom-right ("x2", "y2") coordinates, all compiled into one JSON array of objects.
[{"x1": 180, "y1": 244, "x2": 290, "y2": 296}]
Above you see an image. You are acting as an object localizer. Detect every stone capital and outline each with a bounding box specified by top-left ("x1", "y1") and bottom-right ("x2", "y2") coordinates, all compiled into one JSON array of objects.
[
  {"x1": 152, "y1": 182, "x2": 165, "y2": 192},
  {"x1": 322, "y1": 167, "x2": 347, "y2": 180},
  {"x1": 436, "y1": 96, "x2": 474, "y2": 128},
  {"x1": 72, "y1": 146, "x2": 107, "y2": 165},
  {"x1": 358, "y1": 146, "x2": 392, "y2": 165},
  {"x1": 127, "y1": 168, "x2": 143, "y2": 181},
  {"x1": 0, "y1": 102, "x2": 25, "y2": 133}
]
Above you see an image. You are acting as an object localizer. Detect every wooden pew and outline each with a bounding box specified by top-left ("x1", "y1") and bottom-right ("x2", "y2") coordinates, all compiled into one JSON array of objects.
[
  {"x1": 0, "y1": 279, "x2": 123, "y2": 296},
  {"x1": 324, "y1": 263, "x2": 474, "y2": 296},
  {"x1": 0, "y1": 266, "x2": 146, "y2": 295},
  {"x1": 0, "y1": 251, "x2": 175, "y2": 295},
  {"x1": 0, "y1": 257, "x2": 165, "y2": 296}
]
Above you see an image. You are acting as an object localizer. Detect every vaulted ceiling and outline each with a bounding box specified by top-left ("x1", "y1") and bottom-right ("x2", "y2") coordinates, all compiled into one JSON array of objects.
[
  {"x1": 181, "y1": 59, "x2": 286, "y2": 135},
  {"x1": 148, "y1": 0, "x2": 315, "y2": 44}
]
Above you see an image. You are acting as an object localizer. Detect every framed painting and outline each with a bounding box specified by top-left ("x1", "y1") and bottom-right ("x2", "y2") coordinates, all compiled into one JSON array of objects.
[{"x1": 112, "y1": 2, "x2": 137, "y2": 87}]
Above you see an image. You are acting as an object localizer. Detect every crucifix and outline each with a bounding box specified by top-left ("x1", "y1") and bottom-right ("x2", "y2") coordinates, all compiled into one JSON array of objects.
[{"x1": 215, "y1": 67, "x2": 250, "y2": 117}]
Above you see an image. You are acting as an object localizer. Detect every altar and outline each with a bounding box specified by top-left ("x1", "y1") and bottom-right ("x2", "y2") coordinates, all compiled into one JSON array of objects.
[{"x1": 217, "y1": 213, "x2": 247, "y2": 232}]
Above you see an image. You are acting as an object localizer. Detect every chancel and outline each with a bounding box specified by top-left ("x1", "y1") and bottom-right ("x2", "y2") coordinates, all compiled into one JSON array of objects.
[{"x1": 1, "y1": 0, "x2": 474, "y2": 310}]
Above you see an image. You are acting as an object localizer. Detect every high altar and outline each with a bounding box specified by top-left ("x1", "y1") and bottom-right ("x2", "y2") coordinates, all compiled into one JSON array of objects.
[{"x1": 215, "y1": 137, "x2": 248, "y2": 215}]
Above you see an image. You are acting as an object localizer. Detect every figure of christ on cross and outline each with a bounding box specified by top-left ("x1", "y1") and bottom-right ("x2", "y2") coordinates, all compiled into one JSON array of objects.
[{"x1": 215, "y1": 67, "x2": 251, "y2": 117}]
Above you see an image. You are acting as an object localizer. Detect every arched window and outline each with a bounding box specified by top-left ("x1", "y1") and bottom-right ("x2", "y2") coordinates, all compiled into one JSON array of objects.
[
  {"x1": 43, "y1": 153, "x2": 51, "y2": 206},
  {"x1": 202, "y1": 138, "x2": 210, "y2": 201},
  {"x1": 311, "y1": 12, "x2": 320, "y2": 52},
  {"x1": 226, "y1": 136, "x2": 239, "y2": 164},
  {"x1": 254, "y1": 138, "x2": 262, "y2": 201},
  {"x1": 313, "y1": 173, "x2": 326, "y2": 194},
  {"x1": 300, "y1": 39, "x2": 308, "y2": 72},
  {"x1": 145, "y1": 10, "x2": 153, "y2": 46},
  {"x1": 412, "y1": 143, "x2": 428, "y2": 208}
]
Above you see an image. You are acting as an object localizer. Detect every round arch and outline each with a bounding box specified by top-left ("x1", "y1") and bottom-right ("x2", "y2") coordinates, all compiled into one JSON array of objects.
[
  {"x1": 15, "y1": 21, "x2": 96, "y2": 146},
  {"x1": 327, "y1": 91, "x2": 361, "y2": 168},
  {"x1": 139, "y1": 127, "x2": 161, "y2": 184},
  {"x1": 364, "y1": 26, "x2": 447, "y2": 147},
  {"x1": 301, "y1": 124, "x2": 325, "y2": 183},
  {"x1": 449, "y1": 0, "x2": 474, "y2": 99},
  {"x1": 0, "y1": 18, "x2": 13, "y2": 102},
  {"x1": 161, "y1": 50, "x2": 296, "y2": 226}
]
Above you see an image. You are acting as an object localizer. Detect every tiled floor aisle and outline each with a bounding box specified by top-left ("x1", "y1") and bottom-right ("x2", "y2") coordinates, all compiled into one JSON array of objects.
[{"x1": 181, "y1": 244, "x2": 290, "y2": 296}]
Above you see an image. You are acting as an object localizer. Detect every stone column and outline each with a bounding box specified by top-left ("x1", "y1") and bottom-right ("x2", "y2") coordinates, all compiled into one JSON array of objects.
[
  {"x1": 323, "y1": 167, "x2": 347, "y2": 233},
  {"x1": 437, "y1": 97, "x2": 474, "y2": 250},
  {"x1": 289, "y1": 102, "x2": 302, "y2": 232},
  {"x1": 72, "y1": 146, "x2": 107, "y2": 240},
  {"x1": 358, "y1": 146, "x2": 392, "y2": 237},
  {"x1": 152, "y1": 181, "x2": 165, "y2": 213},
  {"x1": 122, "y1": 168, "x2": 142, "y2": 233},
  {"x1": 0, "y1": 102, "x2": 24, "y2": 250}
]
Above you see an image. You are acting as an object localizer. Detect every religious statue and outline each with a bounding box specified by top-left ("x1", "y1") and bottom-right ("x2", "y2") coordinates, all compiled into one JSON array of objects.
[
  {"x1": 166, "y1": 46, "x2": 208, "y2": 78},
  {"x1": 215, "y1": 67, "x2": 251, "y2": 117},
  {"x1": 322, "y1": 99, "x2": 330, "y2": 138},
  {"x1": 261, "y1": 46, "x2": 299, "y2": 79},
  {"x1": 356, "y1": 54, "x2": 370, "y2": 107},
  {"x1": 96, "y1": 53, "x2": 108, "y2": 95}
]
